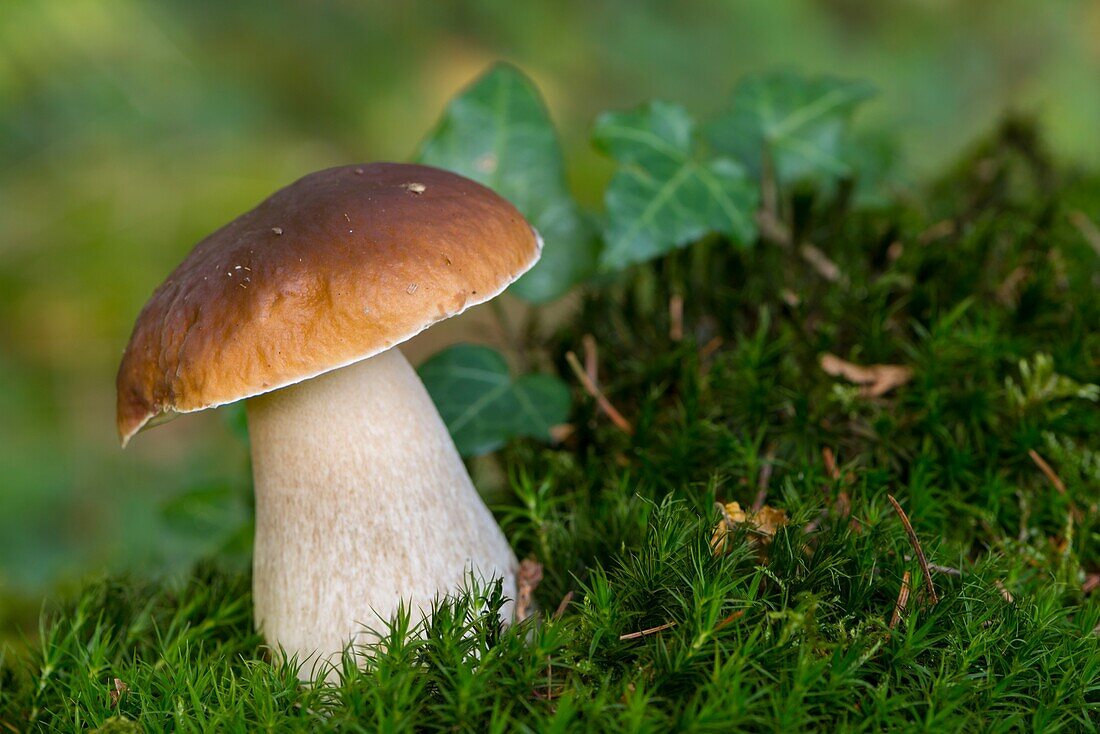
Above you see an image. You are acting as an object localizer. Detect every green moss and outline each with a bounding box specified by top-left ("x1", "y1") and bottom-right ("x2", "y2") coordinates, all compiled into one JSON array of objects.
[{"x1": 3, "y1": 127, "x2": 1098, "y2": 732}]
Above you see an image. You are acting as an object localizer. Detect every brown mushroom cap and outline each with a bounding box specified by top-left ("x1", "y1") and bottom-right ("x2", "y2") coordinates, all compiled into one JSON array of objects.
[{"x1": 116, "y1": 162, "x2": 540, "y2": 445}]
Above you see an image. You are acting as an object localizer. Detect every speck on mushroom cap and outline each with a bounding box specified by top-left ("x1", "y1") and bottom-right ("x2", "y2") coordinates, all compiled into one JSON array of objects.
[{"x1": 116, "y1": 162, "x2": 541, "y2": 445}]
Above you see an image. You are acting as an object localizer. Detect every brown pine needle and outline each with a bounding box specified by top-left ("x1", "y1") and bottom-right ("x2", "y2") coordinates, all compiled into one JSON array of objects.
[
  {"x1": 565, "y1": 350, "x2": 634, "y2": 434},
  {"x1": 619, "y1": 621, "x2": 676, "y2": 641},
  {"x1": 889, "y1": 570, "x2": 911, "y2": 630},
  {"x1": 582, "y1": 334, "x2": 599, "y2": 384},
  {"x1": 799, "y1": 243, "x2": 843, "y2": 283},
  {"x1": 715, "y1": 610, "x2": 745, "y2": 631},
  {"x1": 669, "y1": 294, "x2": 684, "y2": 341},
  {"x1": 1028, "y1": 450, "x2": 1066, "y2": 495},
  {"x1": 699, "y1": 336, "x2": 723, "y2": 360},
  {"x1": 552, "y1": 590, "x2": 575, "y2": 620},
  {"x1": 886, "y1": 494, "x2": 939, "y2": 606}
]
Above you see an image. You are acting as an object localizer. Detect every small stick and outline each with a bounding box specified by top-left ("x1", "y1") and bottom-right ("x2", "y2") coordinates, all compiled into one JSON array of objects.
[
  {"x1": 1083, "y1": 574, "x2": 1099, "y2": 595},
  {"x1": 669, "y1": 294, "x2": 684, "y2": 342},
  {"x1": 889, "y1": 570, "x2": 911, "y2": 630},
  {"x1": 699, "y1": 336, "x2": 723, "y2": 360},
  {"x1": 799, "y1": 243, "x2": 843, "y2": 283},
  {"x1": 715, "y1": 610, "x2": 745, "y2": 631},
  {"x1": 565, "y1": 351, "x2": 634, "y2": 434},
  {"x1": 552, "y1": 591, "x2": 574, "y2": 620},
  {"x1": 582, "y1": 334, "x2": 599, "y2": 385},
  {"x1": 1069, "y1": 210, "x2": 1100, "y2": 257},
  {"x1": 886, "y1": 494, "x2": 939, "y2": 606},
  {"x1": 619, "y1": 621, "x2": 676, "y2": 641},
  {"x1": 1028, "y1": 449, "x2": 1066, "y2": 494}
]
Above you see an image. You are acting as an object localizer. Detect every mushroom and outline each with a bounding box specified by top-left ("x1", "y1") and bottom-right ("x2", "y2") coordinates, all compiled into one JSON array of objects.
[{"x1": 116, "y1": 163, "x2": 541, "y2": 672}]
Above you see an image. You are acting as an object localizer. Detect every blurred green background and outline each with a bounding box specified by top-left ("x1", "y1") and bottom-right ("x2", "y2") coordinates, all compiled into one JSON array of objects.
[{"x1": 1, "y1": 0, "x2": 1099, "y2": 629}]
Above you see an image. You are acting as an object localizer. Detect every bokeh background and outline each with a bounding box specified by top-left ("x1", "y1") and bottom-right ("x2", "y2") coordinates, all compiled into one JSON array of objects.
[{"x1": 2, "y1": 0, "x2": 1099, "y2": 632}]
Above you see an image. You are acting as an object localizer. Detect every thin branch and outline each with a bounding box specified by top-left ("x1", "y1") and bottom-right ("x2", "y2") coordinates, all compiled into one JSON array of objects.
[
  {"x1": 1028, "y1": 449, "x2": 1066, "y2": 494},
  {"x1": 582, "y1": 334, "x2": 598, "y2": 385},
  {"x1": 552, "y1": 591, "x2": 575, "y2": 620},
  {"x1": 565, "y1": 351, "x2": 634, "y2": 434},
  {"x1": 715, "y1": 610, "x2": 745, "y2": 631},
  {"x1": 619, "y1": 621, "x2": 676, "y2": 641},
  {"x1": 799, "y1": 243, "x2": 844, "y2": 284},
  {"x1": 889, "y1": 570, "x2": 911, "y2": 630},
  {"x1": 886, "y1": 494, "x2": 939, "y2": 606},
  {"x1": 699, "y1": 336, "x2": 723, "y2": 360}
]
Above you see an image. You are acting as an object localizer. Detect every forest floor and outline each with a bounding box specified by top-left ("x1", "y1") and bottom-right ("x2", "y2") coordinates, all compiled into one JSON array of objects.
[{"x1": 2, "y1": 123, "x2": 1098, "y2": 732}]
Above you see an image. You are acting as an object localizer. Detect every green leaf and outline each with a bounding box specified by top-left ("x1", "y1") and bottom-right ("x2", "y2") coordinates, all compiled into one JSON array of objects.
[
  {"x1": 707, "y1": 71, "x2": 876, "y2": 187},
  {"x1": 162, "y1": 483, "x2": 250, "y2": 540},
  {"x1": 417, "y1": 63, "x2": 596, "y2": 303},
  {"x1": 418, "y1": 344, "x2": 571, "y2": 457},
  {"x1": 593, "y1": 101, "x2": 758, "y2": 270}
]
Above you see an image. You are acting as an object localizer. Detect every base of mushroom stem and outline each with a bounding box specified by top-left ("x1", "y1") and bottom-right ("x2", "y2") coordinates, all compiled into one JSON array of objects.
[{"x1": 244, "y1": 348, "x2": 519, "y2": 677}]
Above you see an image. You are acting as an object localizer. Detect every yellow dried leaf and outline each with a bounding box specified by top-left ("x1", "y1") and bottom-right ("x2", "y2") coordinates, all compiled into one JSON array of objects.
[{"x1": 711, "y1": 501, "x2": 788, "y2": 555}]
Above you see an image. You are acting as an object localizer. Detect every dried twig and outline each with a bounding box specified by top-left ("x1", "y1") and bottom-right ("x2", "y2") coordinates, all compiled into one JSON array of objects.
[
  {"x1": 515, "y1": 559, "x2": 543, "y2": 621},
  {"x1": 552, "y1": 590, "x2": 575, "y2": 620},
  {"x1": 619, "y1": 621, "x2": 676, "y2": 641},
  {"x1": 1083, "y1": 574, "x2": 1099, "y2": 595},
  {"x1": 582, "y1": 334, "x2": 598, "y2": 385},
  {"x1": 699, "y1": 336, "x2": 723, "y2": 360},
  {"x1": 669, "y1": 294, "x2": 684, "y2": 342},
  {"x1": 820, "y1": 353, "x2": 913, "y2": 398},
  {"x1": 715, "y1": 610, "x2": 745, "y2": 631},
  {"x1": 799, "y1": 243, "x2": 844, "y2": 283},
  {"x1": 565, "y1": 350, "x2": 634, "y2": 434},
  {"x1": 886, "y1": 494, "x2": 939, "y2": 606},
  {"x1": 1028, "y1": 450, "x2": 1066, "y2": 494},
  {"x1": 1069, "y1": 210, "x2": 1100, "y2": 257},
  {"x1": 889, "y1": 570, "x2": 912, "y2": 630}
]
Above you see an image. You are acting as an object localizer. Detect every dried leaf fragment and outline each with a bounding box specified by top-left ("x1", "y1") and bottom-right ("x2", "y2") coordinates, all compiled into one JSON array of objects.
[
  {"x1": 711, "y1": 501, "x2": 788, "y2": 555},
  {"x1": 108, "y1": 678, "x2": 129, "y2": 706},
  {"x1": 820, "y1": 353, "x2": 913, "y2": 397}
]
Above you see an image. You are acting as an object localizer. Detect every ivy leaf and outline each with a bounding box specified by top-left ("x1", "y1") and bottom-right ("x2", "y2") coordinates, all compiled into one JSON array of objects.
[
  {"x1": 417, "y1": 63, "x2": 596, "y2": 303},
  {"x1": 161, "y1": 482, "x2": 251, "y2": 558},
  {"x1": 593, "y1": 101, "x2": 758, "y2": 270},
  {"x1": 707, "y1": 71, "x2": 876, "y2": 187},
  {"x1": 419, "y1": 344, "x2": 571, "y2": 457}
]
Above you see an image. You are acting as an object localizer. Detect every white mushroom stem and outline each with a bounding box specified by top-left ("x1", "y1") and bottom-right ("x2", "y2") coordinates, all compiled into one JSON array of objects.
[{"x1": 246, "y1": 347, "x2": 517, "y2": 672}]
